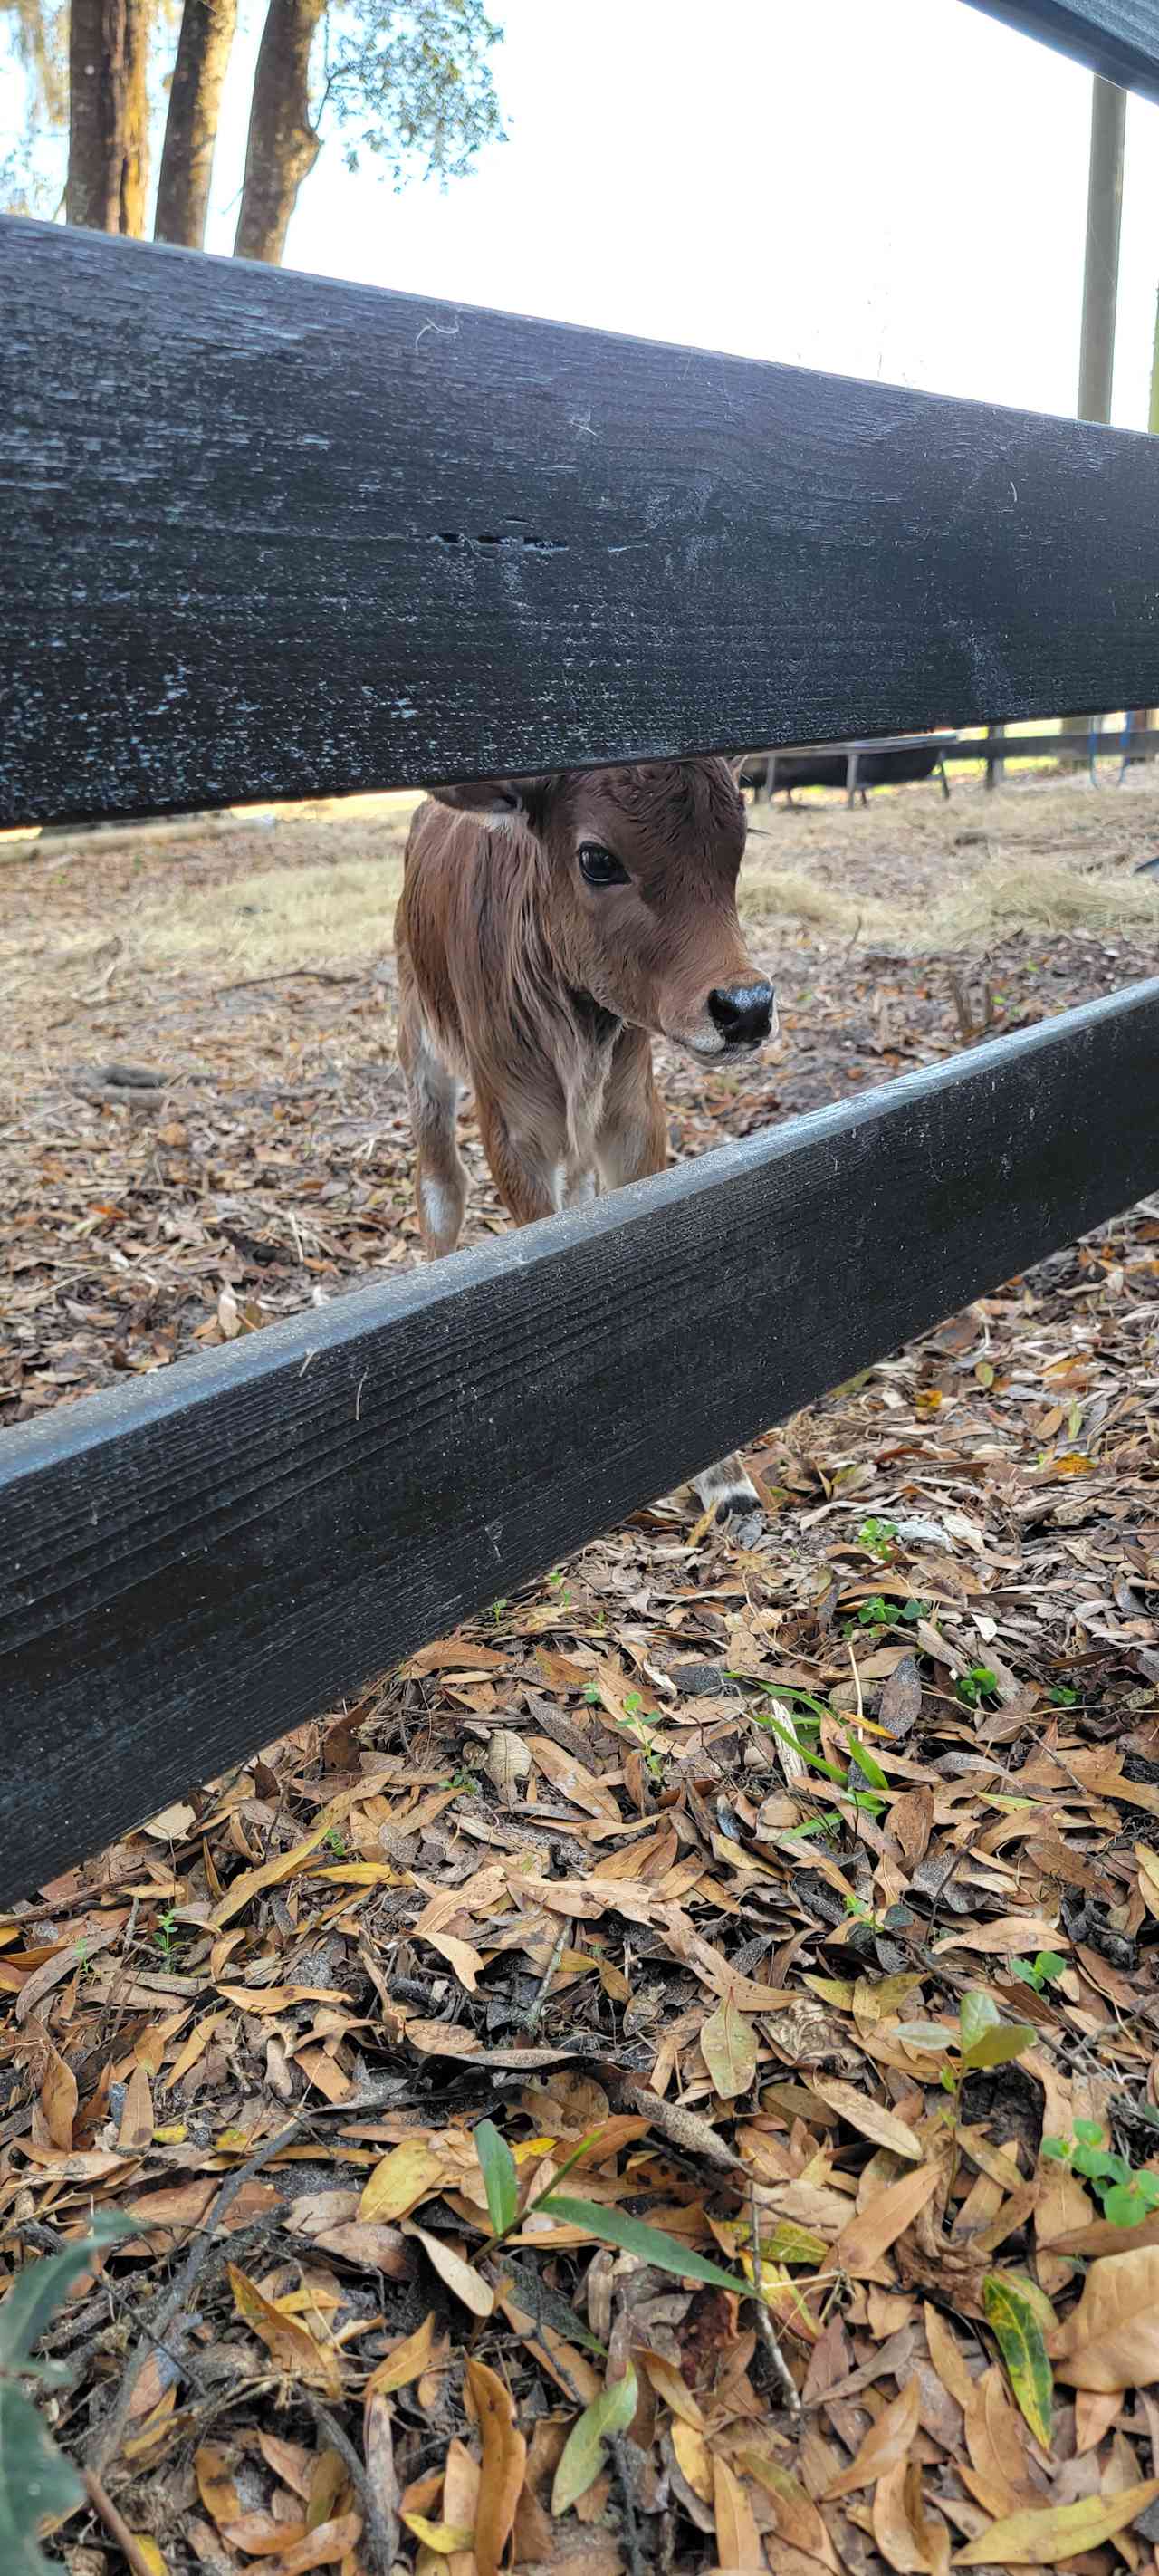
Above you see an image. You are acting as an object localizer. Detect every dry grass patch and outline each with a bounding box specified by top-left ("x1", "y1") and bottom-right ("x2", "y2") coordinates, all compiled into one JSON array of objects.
[
  {"x1": 740, "y1": 845, "x2": 1159, "y2": 949},
  {"x1": 133, "y1": 849, "x2": 407, "y2": 977},
  {"x1": 935, "y1": 852, "x2": 1159, "y2": 942},
  {"x1": 130, "y1": 831, "x2": 1157, "y2": 981},
  {"x1": 9, "y1": 774, "x2": 1157, "y2": 995}
]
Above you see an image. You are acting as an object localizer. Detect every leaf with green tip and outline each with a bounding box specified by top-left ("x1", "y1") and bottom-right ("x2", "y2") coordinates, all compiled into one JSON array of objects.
[
  {"x1": 0, "y1": 2214, "x2": 133, "y2": 2370},
  {"x1": 962, "y1": 2022, "x2": 1037, "y2": 2071},
  {"x1": 1001, "y1": 2271, "x2": 1058, "y2": 2335},
  {"x1": 959, "y1": 1988, "x2": 1001, "y2": 2056},
  {"x1": 956, "y1": 2479, "x2": 1159, "y2": 2563},
  {"x1": 551, "y1": 2366, "x2": 638, "y2": 2515},
  {"x1": 474, "y1": 2120, "x2": 518, "y2": 2237},
  {"x1": 0, "y1": 2379, "x2": 84, "y2": 2576},
  {"x1": 756, "y1": 2221, "x2": 828, "y2": 2267},
  {"x1": 538, "y1": 2196, "x2": 751, "y2": 2297},
  {"x1": 983, "y1": 2273, "x2": 1053, "y2": 2448}
]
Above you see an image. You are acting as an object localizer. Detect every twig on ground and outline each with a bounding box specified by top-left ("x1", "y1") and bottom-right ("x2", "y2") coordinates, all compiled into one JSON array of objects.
[
  {"x1": 294, "y1": 2387, "x2": 398, "y2": 2576},
  {"x1": 748, "y1": 2172, "x2": 801, "y2": 2424},
  {"x1": 608, "y1": 2435, "x2": 646, "y2": 2576},
  {"x1": 217, "y1": 967, "x2": 369, "y2": 993},
  {"x1": 526, "y1": 1919, "x2": 569, "y2": 2033},
  {"x1": 85, "y1": 2110, "x2": 309, "y2": 2475},
  {"x1": 86, "y1": 2084, "x2": 417, "y2": 2474},
  {"x1": 82, "y1": 2468, "x2": 160, "y2": 2576}
]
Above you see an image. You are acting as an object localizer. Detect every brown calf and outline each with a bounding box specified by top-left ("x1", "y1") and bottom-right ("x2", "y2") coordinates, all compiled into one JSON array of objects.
[{"x1": 394, "y1": 759, "x2": 776, "y2": 1515}]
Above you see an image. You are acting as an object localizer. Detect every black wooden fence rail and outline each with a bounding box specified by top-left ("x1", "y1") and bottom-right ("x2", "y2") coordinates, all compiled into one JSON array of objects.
[
  {"x1": 964, "y1": 0, "x2": 1159, "y2": 99},
  {"x1": 8, "y1": 218, "x2": 1159, "y2": 828},
  {"x1": 4, "y1": 983, "x2": 1159, "y2": 1905},
  {"x1": 5, "y1": 0, "x2": 1159, "y2": 1902}
]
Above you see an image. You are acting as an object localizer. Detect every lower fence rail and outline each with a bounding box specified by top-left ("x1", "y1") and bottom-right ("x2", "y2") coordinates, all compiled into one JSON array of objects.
[{"x1": 2, "y1": 979, "x2": 1158, "y2": 1903}]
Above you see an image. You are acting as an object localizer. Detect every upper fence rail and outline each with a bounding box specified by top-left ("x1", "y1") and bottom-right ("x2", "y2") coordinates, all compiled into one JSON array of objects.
[
  {"x1": 964, "y1": 0, "x2": 1159, "y2": 98},
  {"x1": 6, "y1": 218, "x2": 1159, "y2": 827}
]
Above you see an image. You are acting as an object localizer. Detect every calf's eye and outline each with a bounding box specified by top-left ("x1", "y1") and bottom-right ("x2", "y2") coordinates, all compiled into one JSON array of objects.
[{"x1": 579, "y1": 842, "x2": 629, "y2": 888}]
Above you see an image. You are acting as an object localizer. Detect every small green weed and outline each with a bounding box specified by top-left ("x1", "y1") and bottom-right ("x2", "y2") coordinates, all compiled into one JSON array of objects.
[
  {"x1": 619, "y1": 1693, "x2": 666, "y2": 1781},
  {"x1": 848, "y1": 1593, "x2": 928, "y2": 1636},
  {"x1": 896, "y1": 1989, "x2": 1036, "y2": 2101},
  {"x1": 742, "y1": 1682, "x2": 888, "y2": 1821},
  {"x1": 843, "y1": 1891, "x2": 888, "y2": 1934},
  {"x1": 857, "y1": 1516, "x2": 897, "y2": 1561},
  {"x1": 1009, "y1": 1949, "x2": 1066, "y2": 1994},
  {"x1": 1043, "y1": 2121, "x2": 1159, "y2": 2227},
  {"x1": 956, "y1": 1663, "x2": 1000, "y2": 1708}
]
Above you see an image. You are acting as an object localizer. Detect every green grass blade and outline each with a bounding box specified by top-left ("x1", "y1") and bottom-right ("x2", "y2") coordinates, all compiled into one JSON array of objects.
[
  {"x1": 539, "y1": 2196, "x2": 751, "y2": 2297},
  {"x1": 474, "y1": 2119, "x2": 519, "y2": 2237}
]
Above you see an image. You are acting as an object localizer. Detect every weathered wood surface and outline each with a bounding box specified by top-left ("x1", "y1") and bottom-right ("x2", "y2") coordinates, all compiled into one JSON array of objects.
[
  {"x1": 7, "y1": 218, "x2": 1159, "y2": 826},
  {"x1": 3, "y1": 980, "x2": 1158, "y2": 1903},
  {"x1": 963, "y1": 0, "x2": 1159, "y2": 99}
]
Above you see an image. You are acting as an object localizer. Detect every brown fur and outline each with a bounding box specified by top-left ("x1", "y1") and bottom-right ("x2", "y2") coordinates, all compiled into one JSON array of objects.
[
  {"x1": 393, "y1": 758, "x2": 776, "y2": 1515},
  {"x1": 396, "y1": 759, "x2": 771, "y2": 1222}
]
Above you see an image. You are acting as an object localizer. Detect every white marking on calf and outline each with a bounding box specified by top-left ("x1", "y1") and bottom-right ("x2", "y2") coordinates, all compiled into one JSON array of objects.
[
  {"x1": 421, "y1": 1176, "x2": 458, "y2": 1241},
  {"x1": 693, "y1": 1455, "x2": 761, "y2": 1520}
]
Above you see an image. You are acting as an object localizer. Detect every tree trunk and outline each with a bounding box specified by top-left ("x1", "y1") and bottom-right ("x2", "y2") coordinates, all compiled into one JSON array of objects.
[
  {"x1": 120, "y1": 0, "x2": 156, "y2": 233},
  {"x1": 67, "y1": 0, "x2": 128, "y2": 231},
  {"x1": 154, "y1": 0, "x2": 238, "y2": 248},
  {"x1": 234, "y1": 0, "x2": 325, "y2": 265}
]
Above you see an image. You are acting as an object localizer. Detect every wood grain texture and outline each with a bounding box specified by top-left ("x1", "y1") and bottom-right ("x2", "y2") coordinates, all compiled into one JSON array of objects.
[
  {"x1": 6, "y1": 217, "x2": 1159, "y2": 826},
  {"x1": 3, "y1": 980, "x2": 1158, "y2": 1902},
  {"x1": 963, "y1": 0, "x2": 1159, "y2": 98}
]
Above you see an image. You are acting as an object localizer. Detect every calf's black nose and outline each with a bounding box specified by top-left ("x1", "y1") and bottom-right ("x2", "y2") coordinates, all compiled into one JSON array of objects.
[{"x1": 708, "y1": 979, "x2": 774, "y2": 1045}]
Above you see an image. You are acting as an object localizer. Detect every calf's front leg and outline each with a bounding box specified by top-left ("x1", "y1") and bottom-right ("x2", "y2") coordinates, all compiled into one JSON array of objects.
[
  {"x1": 475, "y1": 1087, "x2": 574, "y2": 1227},
  {"x1": 398, "y1": 1003, "x2": 468, "y2": 1260}
]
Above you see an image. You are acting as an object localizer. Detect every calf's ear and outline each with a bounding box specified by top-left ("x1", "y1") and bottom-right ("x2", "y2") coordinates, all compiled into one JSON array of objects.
[{"x1": 426, "y1": 774, "x2": 557, "y2": 825}]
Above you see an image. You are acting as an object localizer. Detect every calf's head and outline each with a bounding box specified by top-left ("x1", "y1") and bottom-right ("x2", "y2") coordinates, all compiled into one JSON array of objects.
[{"x1": 431, "y1": 758, "x2": 777, "y2": 1060}]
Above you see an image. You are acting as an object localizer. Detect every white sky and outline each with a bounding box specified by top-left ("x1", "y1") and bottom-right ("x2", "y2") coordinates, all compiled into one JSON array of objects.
[
  {"x1": 189, "y1": 0, "x2": 1159, "y2": 428},
  {"x1": 4, "y1": 0, "x2": 1159, "y2": 421}
]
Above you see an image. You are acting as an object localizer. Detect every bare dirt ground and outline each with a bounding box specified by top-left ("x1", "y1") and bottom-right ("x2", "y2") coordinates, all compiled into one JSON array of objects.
[{"x1": 3, "y1": 769, "x2": 1159, "y2": 2576}]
